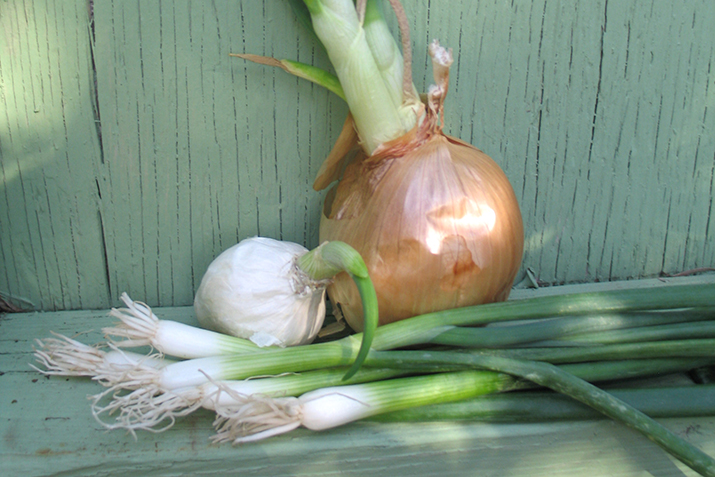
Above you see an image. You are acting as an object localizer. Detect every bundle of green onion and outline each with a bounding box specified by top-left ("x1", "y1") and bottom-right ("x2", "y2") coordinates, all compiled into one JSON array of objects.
[{"x1": 34, "y1": 280, "x2": 715, "y2": 475}]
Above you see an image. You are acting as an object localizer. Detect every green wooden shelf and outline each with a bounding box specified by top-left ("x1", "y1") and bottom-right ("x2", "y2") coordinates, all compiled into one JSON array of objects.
[{"x1": 3, "y1": 276, "x2": 714, "y2": 476}]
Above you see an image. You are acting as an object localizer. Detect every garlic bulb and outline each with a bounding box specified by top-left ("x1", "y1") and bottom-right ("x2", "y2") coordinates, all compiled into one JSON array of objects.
[
  {"x1": 194, "y1": 237, "x2": 328, "y2": 348},
  {"x1": 318, "y1": 42, "x2": 524, "y2": 330}
]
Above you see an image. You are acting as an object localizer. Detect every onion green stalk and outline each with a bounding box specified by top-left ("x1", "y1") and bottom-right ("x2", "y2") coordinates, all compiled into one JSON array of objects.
[
  {"x1": 229, "y1": 53, "x2": 346, "y2": 100},
  {"x1": 232, "y1": 0, "x2": 422, "y2": 152},
  {"x1": 477, "y1": 339, "x2": 715, "y2": 363},
  {"x1": 373, "y1": 385, "x2": 715, "y2": 423},
  {"x1": 297, "y1": 240, "x2": 378, "y2": 380},
  {"x1": 428, "y1": 308, "x2": 715, "y2": 348},
  {"x1": 361, "y1": 0, "x2": 422, "y2": 130},
  {"x1": 366, "y1": 350, "x2": 715, "y2": 477},
  {"x1": 543, "y1": 317, "x2": 715, "y2": 346},
  {"x1": 301, "y1": 0, "x2": 415, "y2": 153},
  {"x1": 370, "y1": 282, "x2": 715, "y2": 350}
]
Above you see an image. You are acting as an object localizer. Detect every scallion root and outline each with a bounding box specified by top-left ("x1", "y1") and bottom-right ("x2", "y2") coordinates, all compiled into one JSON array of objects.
[
  {"x1": 90, "y1": 384, "x2": 204, "y2": 434},
  {"x1": 32, "y1": 333, "x2": 107, "y2": 377},
  {"x1": 212, "y1": 393, "x2": 302, "y2": 444},
  {"x1": 105, "y1": 293, "x2": 159, "y2": 348},
  {"x1": 32, "y1": 332, "x2": 168, "y2": 384}
]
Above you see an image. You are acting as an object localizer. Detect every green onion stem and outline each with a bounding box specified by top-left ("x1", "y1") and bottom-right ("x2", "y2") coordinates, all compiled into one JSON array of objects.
[
  {"x1": 558, "y1": 358, "x2": 715, "y2": 383},
  {"x1": 219, "y1": 366, "x2": 415, "y2": 401},
  {"x1": 372, "y1": 385, "x2": 715, "y2": 423},
  {"x1": 92, "y1": 366, "x2": 419, "y2": 433},
  {"x1": 230, "y1": 54, "x2": 345, "y2": 100},
  {"x1": 362, "y1": 0, "x2": 421, "y2": 129},
  {"x1": 369, "y1": 283, "x2": 715, "y2": 350},
  {"x1": 301, "y1": 0, "x2": 408, "y2": 153},
  {"x1": 341, "y1": 273, "x2": 378, "y2": 380},
  {"x1": 286, "y1": 0, "x2": 323, "y2": 46},
  {"x1": 368, "y1": 349, "x2": 715, "y2": 477},
  {"x1": 211, "y1": 370, "x2": 520, "y2": 443},
  {"x1": 478, "y1": 339, "x2": 715, "y2": 363},
  {"x1": 223, "y1": 337, "x2": 359, "y2": 379},
  {"x1": 364, "y1": 354, "x2": 713, "y2": 388},
  {"x1": 545, "y1": 318, "x2": 715, "y2": 346},
  {"x1": 297, "y1": 241, "x2": 378, "y2": 380},
  {"x1": 336, "y1": 370, "x2": 519, "y2": 416},
  {"x1": 428, "y1": 308, "x2": 715, "y2": 348}
]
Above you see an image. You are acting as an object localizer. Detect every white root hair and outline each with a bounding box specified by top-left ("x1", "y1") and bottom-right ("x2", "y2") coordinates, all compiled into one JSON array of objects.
[
  {"x1": 212, "y1": 394, "x2": 302, "y2": 444},
  {"x1": 32, "y1": 332, "x2": 106, "y2": 377},
  {"x1": 206, "y1": 375, "x2": 302, "y2": 444},
  {"x1": 90, "y1": 383, "x2": 204, "y2": 436},
  {"x1": 32, "y1": 332, "x2": 167, "y2": 389},
  {"x1": 90, "y1": 347, "x2": 162, "y2": 389},
  {"x1": 103, "y1": 292, "x2": 160, "y2": 348}
]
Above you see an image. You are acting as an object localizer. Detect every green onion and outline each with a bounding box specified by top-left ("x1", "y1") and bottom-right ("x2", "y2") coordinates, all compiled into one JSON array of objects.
[
  {"x1": 370, "y1": 282, "x2": 715, "y2": 350},
  {"x1": 373, "y1": 385, "x2": 715, "y2": 422},
  {"x1": 428, "y1": 308, "x2": 715, "y2": 348},
  {"x1": 106, "y1": 282, "x2": 715, "y2": 358},
  {"x1": 477, "y1": 339, "x2": 715, "y2": 363},
  {"x1": 544, "y1": 316, "x2": 715, "y2": 345},
  {"x1": 91, "y1": 337, "x2": 360, "y2": 391},
  {"x1": 367, "y1": 350, "x2": 715, "y2": 477},
  {"x1": 92, "y1": 366, "x2": 410, "y2": 434},
  {"x1": 361, "y1": 0, "x2": 421, "y2": 130},
  {"x1": 87, "y1": 283, "x2": 715, "y2": 392},
  {"x1": 211, "y1": 370, "x2": 516, "y2": 443},
  {"x1": 104, "y1": 293, "x2": 263, "y2": 358}
]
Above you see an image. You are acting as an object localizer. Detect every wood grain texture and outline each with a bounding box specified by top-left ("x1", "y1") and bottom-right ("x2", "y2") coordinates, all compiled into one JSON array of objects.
[
  {"x1": 1, "y1": 0, "x2": 714, "y2": 311},
  {"x1": 2, "y1": 277, "x2": 715, "y2": 476},
  {"x1": 91, "y1": 0, "x2": 342, "y2": 308},
  {"x1": 0, "y1": 0, "x2": 108, "y2": 310}
]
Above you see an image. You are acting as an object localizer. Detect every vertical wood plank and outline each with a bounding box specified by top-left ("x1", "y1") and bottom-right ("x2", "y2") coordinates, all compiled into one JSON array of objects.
[{"x1": 0, "y1": 0, "x2": 108, "y2": 310}]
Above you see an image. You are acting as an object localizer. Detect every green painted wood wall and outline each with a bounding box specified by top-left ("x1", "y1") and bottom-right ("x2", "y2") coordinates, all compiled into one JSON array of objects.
[{"x1": 2, "y1": 0, "x2": 714, "y2": 312}]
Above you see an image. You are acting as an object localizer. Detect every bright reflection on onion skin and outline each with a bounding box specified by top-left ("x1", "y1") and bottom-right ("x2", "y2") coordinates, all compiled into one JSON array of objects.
[{"x1": 425, "y1": 201, "x2": 497, "y2": 255}]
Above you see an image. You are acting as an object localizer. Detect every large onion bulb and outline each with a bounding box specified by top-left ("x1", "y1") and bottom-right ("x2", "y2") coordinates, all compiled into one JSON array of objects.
[{"x1": 318, "y1": 42, "x2": 524, "y2": 330}]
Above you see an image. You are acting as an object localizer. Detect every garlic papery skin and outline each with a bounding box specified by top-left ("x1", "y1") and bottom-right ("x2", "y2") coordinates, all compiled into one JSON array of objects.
[{"x1": 194, "y1": 237, "x2": 328, "y2": 348}]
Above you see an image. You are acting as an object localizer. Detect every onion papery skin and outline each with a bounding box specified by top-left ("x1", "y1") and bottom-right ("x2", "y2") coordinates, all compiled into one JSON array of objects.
[{"x1": 319, "y1": 131, "x2": 524, "y2": 330}]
